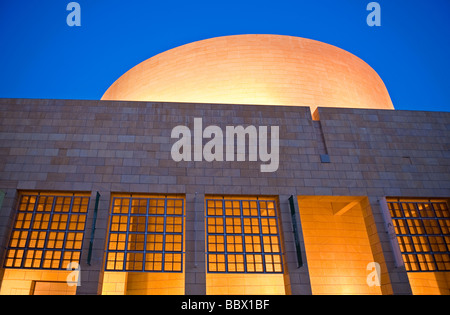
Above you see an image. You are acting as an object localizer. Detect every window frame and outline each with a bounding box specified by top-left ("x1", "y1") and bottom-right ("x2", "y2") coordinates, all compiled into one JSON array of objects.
[
  {"x1": 4, "y1": 192, "x2": 90, "y2": 270},
  {"x1": 387, "y1": 199, "x2": 450, "y2": 272},
  {"x1": 205, "y1": 197, "x2": 284, "y2": 274},
  {"x1": 104, "y1": 194, "x2": 185, "y2": 273}
]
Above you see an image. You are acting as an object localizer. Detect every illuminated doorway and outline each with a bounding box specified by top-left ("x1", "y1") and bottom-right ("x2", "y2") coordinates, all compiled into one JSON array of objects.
[{"x1": 298, "y1": 196, "x2": 382, "y2": 295}]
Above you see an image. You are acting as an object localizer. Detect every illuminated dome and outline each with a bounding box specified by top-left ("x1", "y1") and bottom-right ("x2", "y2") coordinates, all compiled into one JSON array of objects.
[{"x1": 102, "y1": 34, "x2": 394, "y2": 113}]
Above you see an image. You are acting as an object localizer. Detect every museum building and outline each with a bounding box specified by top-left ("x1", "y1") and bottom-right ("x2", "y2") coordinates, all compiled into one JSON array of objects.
[{"x1": 0, "y1": 35, "x2": 449, "y2": 295}]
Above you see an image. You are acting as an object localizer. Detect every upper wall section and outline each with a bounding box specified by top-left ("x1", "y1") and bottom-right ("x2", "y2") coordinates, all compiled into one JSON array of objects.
[
  {"x1": 0, "y1": 98, "x2": 448, "y2": 198},
  {"x1": 101, "y1": 35, "x2": 394, "y2": 114}
]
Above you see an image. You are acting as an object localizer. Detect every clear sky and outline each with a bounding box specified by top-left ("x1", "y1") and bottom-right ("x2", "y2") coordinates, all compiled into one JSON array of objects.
[{"x1": 0, "y1": 0, "x2": 449, "y2": 112}]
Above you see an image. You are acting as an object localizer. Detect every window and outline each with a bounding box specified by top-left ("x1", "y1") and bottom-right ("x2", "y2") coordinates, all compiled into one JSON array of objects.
[
  {"x1": 4, "y1": 192, "x2": 89, "y2": 270},
  {"x1": 206, "y1": 197, "x2": 283, "y2": 273},
  {"x1": 105, "y1": 194, "x2": 184, "y2": 272},
  {"x1": 387, "y1": 199, "x2": 450, "y2": 272}
]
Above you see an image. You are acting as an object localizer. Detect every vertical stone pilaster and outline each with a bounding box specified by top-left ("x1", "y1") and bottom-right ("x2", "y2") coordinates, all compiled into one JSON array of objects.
[
  {"x1": 278, "y1": 194, "x2": 312, "y2": 295},
  {"x1": 76, "y1": 191, "x2": 110, "y2": 295},
  {"x1": 365, "y1": 196, "x2": 412, "y2": 295},
  {"x1": 184, "y1": 192, "x2": 206, "y2": 295},
  {"x1": 0, "y1": 189, "x2": 19, "y2": 289}
]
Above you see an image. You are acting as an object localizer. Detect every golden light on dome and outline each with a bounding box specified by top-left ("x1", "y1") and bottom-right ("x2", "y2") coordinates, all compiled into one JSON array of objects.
[{"x1": 102, "y1": 34, "x2": 394, "y2": 114}]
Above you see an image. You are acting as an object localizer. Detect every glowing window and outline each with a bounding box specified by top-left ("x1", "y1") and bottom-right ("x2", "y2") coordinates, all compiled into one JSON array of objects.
[
  {"x1": 105, "y1": 195, "x2": 184, "y2": 272},
  {"x1": 206, "y1": 197, "x2": 283, "y2": 273},
  {"x1": 387, "y1": 199, "x2": 450, "y2": 272},
  {"x1": 4, "y1": 192, "x2": 89, "y2": 270}
]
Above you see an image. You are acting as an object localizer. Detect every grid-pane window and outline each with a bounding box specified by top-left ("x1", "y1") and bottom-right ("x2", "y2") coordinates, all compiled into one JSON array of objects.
[
  {"x1": 105, "y1": 195, "x2": 184, "y2": 272},
  {"x1": 206, "y1": 197, "x2": 283, "y2": 273},
  {"x1": 4, "y1": 193, "x2": 89, "y2": 270},
  {"x1": 387, "y1": 199, "x2": 450, "y2": 272}
]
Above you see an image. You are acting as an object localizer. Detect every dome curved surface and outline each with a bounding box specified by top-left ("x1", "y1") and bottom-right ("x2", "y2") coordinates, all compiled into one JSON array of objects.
[{"x1": 101, "y1": 34, "x2": 394, "y2": 113}]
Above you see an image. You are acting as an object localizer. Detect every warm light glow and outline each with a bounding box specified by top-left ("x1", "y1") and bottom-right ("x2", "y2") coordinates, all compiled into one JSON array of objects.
[
  {"x1": 386, "y1": 198, "x2": 450, "y2": 295},
  {"x1": 386, "y1": 199, "x2": 450, "y2": 272},
  {"x1": 298, "y1": 196, "x2": 382, "y2": 295},
  {"x1": 105, "y1": 194, "x2": 185, "y2": 272},
  {"x1": 206, "y1": 273, "x2": 286, "y2": 295},
  {"x1": 205, "y1": 197, "x2": 283, "y2": 274},
  {"x1": 0, "y1": 269, "x2": 76, "y2": 295},
  {"x1": 102, "y1": 194, "x2": 185, "y2": 295},
  {"x1": 101, "y1": 271, "x2": 127, "y2": 295},
  {"x1": 101, "y1": 272, "x2": 184, "y2": 295},
  {"x1": 205, "y1": 196, "x2": 286, "y2": 295},
  {"x1": 407, "y1": 272, "x2": 450, "y2": 295},
  {"x1": 102, "y1": 35, "x2": 394, "y2": 114},
  {"x1": 5, "y1": 192, "x2": 89, "y2": 270}
]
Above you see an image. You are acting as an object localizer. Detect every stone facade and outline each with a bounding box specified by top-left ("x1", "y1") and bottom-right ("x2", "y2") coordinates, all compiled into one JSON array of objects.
[{"x1": 0, "y1": 98, "x2": 449, "y2": 295}]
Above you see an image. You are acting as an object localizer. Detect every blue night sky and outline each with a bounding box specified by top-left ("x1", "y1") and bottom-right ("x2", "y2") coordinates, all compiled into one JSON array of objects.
[{"x1": 0, "y1": 0, "x2": 449, "y2": 112}]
